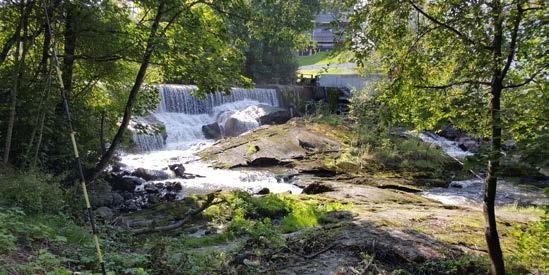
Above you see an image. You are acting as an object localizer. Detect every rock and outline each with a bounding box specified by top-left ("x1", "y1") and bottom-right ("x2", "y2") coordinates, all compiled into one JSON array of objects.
[
  {"x1": 199, "y1": 120, "x2": 340, "y2": 169},
  {"x1": 111, "y1": 162, "x2": 127, "y2": 173},
  {"x1": 218, "y1": 104, "x2": 290, "y2": 137},
  {"x1": 319, "y1": 210, "x2": 353, "y2": 224},
  {"x1": 256, "y1": 188, "x2": 270, "y2": 195},
  {"x1": 298, "y1": 139, "x2": 317, "y2": 150},
  {"x1": 168, "y1": 164, "x2": 186, "y2": 178},
  {"x1": 439, "y1": 125, "x2": 466, "y2": 140},
  {"x1": 126, "y1": 200, "x2": 138, "y2": 211},
  {"x1": 248, "y1": 157, "x2": 283, "y2": 167},
  {"x1": 302, "y1": 182, "x2": 335, "y2": 194},
  {"x1": 222, "y1": 116, "x2": 259, "y2": 137},
  {"x1": 457, "y1": 136, "x2": 479, "y2": 151},
  {"x1": 162, "y1": 193, "x2": 177, "y2": 201},
  {"x1": 132, "y1": 168, "x2": 172, "y2": 181},
  {"x1": 202, "y1": 122, "x2": 222, "y2": 139},
  {"x1": 94, "y1": 207, "x2": 114, "y2": 220},
  {"x1": 121, "y1": 192, "x2": 133, "y2": 200},
  {"x1": 275, "y1": 174, "x2": 294, "y2": 183},
  {"x1": 148, "y1": 195, "x2": 160, "y2": 204},
  {"x1": 539, "y1": 167, "x2": 549, "y2": 177},
  {"x1": 111, "y1": 175, "x2": 145, "y2": 192},
  {"x1": 112, "y1": 192, "x2": 124, "y2": 206},
  {"x1": 89, "y1": 181, "x2": 115, "y2": 207},
  {"x1": 257, "y1": 106, "x2": 291, "y2": 125},
  {"x1": 144, "y1": 184, "x2": 159, "y2": 194}
]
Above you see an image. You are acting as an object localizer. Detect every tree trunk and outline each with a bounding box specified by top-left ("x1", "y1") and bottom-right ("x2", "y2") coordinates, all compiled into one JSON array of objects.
[
  {"x1": 484, "y1": 1, "x2": 505, "y2": 273},
  {"x1": 62, "y1": 4, "x2": 76, "y2": 99},
  {"x1": 2, "y1": 0, "x2": 30, "y2": 165},
  {"x1": 100, "y1": 111, "x2": 106, "y2": 154},
  {"x1": 25, "y1": 21, "x2": 52, "y2": 163},
  {"x1": 3, "y1": 41, "x2": 23, "y2": 165},
  {"x1": 31, "y1": 108, "x2": 47, "y2": 169},
  {"x1": 89, "y1": 0, "x2": 166, "y2": 180}
]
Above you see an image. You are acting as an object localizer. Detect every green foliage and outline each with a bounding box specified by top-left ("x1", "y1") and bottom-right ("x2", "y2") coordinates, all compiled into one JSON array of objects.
[
  {"x1": 418, "y1": 254, "x2": 490, "y2": 275},
  {"x1": 0, "y1": 169, "x2": 64, "y2": 213},
  {"x1": 17, "y1": 249, "x2": 72, "y2": 274},
  {"x1": 507, "y1": 216, "x2": 549, "y2": 273},
  {"x1": 240, "y1": 0, "x2": 320, "y2": 83},
  {"x1": 305, "y1": 101, "x2": 346, "y2": 125},
  {"x1": 346, "y1": 0, "x2": 548, "y2": 168}
]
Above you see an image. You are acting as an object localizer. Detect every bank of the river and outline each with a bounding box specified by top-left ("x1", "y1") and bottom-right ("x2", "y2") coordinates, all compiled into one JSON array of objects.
[{"x1": 1, "y1": 118, "x2": 547, "y2": 274}]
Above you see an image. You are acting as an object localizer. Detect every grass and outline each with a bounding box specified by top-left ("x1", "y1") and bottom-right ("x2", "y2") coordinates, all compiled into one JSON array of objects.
[
  {"x1": 297, "y1": 67, "x2": 358, "y2": 76},
  {"x1": 297, "y1": 50, "x2": 354, "y2": 67}
]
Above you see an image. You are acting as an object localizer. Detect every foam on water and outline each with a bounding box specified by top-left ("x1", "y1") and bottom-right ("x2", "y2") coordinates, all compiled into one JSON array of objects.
[
  {"x1": 411, "y1": 131, "x2": 473, "y2": 158},
  {"x1": 423, "y1": 179, "x2": 548, "y2": 207},
  {"x1": 119, "y1": 145, "x2": 301, "y2": 197},
  {"x1": 414, "y1": 131, "x2": 547, "y2": 207},
  {"x1": 122, "y1": 84, "x2": 300, "y2": 197}
]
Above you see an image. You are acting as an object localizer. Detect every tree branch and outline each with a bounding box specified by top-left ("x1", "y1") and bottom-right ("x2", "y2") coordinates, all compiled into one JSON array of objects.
[
  {"x1": 503, "y1": 67, "x2": 546, "y2": 89},
  {"x1": 414, "y1": 80, "x2": 491, "y2": 89},
  {"x1": 407, "y1": 1, "x2": 492, "y2": 51},
  {"x1": 501, "y1": 3, "x2": 524, "y2": 79}
]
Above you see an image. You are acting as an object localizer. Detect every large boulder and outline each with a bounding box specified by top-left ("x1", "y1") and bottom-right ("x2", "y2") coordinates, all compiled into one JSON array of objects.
[
  {"x1": 202, "y1": 122, "x2": 222, "y2": 139},
  {"x1": 131, "y1": 168, "x2": 173, "y2": 181},
  {"x1": 199, "y1": 119, "x2": 340, "y2": 168},
  {"x1": 110, "y1": 175, "x2": 146, "y2": 192},
  {"x1": 218, "y1": 104, "x2": 291, "y2": 137},
  {"x1": 88, "y1": 180, "x2": 125, "y2": 208},
  {"x1": 222, "y1": 115, "x2": 259, "y2": 137},
  {"x1": 168, "y1": 163, "x2": 186, "y2": 178},
  {"x1": 257, "y1": 106, "x2": 291, "y2": 125}
]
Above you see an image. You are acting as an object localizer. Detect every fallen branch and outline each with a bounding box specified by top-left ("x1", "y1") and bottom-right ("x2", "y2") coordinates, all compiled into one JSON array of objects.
[{"x1": 131, "y1": 191, "x2": 222, "y2": 235}]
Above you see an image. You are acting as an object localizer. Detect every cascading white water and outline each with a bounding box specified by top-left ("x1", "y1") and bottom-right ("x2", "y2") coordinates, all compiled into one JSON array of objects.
[
  {"x1": 132, "y1": 85, "x2": 281, "y2": 151},
  {"x1": 157, "y1": 85, "x2": 280, "y2": 114},
  {"x1": 416, "y1": 131, "x2": 547, "y2": 207},
  {"x1": 122, "y1": 84, "x2": 301, "y2": 198}
]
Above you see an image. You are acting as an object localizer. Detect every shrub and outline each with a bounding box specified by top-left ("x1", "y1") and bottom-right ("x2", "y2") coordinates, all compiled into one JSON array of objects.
[
  {"x1": 507, "y1": 216, "x2": 549, "y2": 273},
  {"x1": 0, "y1": 169, "x2": 65, "y2": 214},
  {"x1": 419, "y1": 254, "x2": 490, "y2": 274}
]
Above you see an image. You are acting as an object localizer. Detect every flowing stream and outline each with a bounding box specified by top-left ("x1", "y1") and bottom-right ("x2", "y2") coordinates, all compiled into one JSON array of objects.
[
  {"x1": 417, "y1": 132, "x2": 548, "y2": 207},
  {"x1": 119, "y1": 85, "x2": 301, "y2": 198}
]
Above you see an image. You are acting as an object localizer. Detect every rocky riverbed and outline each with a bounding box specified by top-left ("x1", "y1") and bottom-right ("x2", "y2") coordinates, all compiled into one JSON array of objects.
[{"x1": 86, "y1": 117, "x2": 549, "y2": 273}]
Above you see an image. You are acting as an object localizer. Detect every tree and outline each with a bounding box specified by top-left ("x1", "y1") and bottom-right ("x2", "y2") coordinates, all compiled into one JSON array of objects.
[
  {"x1": 0, "y1": 0, "x2": 257, "y2": 173},
  {"x1": 238, "y1": 0, "x2": 320, "y2": 84},
  {"x1": 347, "y1": 0, "x2": 547, "y2": 273},
  {"x1": 90, "y1": 0, "x2": 255, "y2": 179}
]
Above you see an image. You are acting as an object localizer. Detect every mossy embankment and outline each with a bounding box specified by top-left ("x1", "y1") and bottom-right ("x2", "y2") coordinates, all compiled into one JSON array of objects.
[
  {"x1": 199, "y1": 117, "x2": 464, "y2": 189},
  {"x1": 1, "y1": 118, "x2": 547, "y2": 274}
]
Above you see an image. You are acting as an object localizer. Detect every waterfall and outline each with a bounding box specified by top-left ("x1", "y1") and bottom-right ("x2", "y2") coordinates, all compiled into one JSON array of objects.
[
  {"x1": 132, "y1": 85, "x2": 280, "y2": 151},
  {"x1": 157, "y1": 85, "x2": 280, "y2": 114}
]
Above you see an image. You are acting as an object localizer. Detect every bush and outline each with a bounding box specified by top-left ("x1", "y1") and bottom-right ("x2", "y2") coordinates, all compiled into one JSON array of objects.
[
  {"x1": 507, "y1": 216, "x2": 549, "y2": 273},
  {"x1": 418, "y1": 254, "x2": 490, "y2": 274},
  {"x1": 0, "y1": 169, "x2": 65, "y2": 214}
]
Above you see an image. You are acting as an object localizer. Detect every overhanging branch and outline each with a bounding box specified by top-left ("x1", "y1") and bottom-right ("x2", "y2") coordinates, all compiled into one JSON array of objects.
[
  {"x1": 503, "y1": 67, "x2": 546, "y2": 89},
  {"x1": 408, "y1": 1, "x2": 492, "y2": 51},
  {"x1": 414, "y1": 80, "x2": 491, "y2": 89},
  {"x1": 501, "y1": 3, "x2": 524, "y2": 79}
]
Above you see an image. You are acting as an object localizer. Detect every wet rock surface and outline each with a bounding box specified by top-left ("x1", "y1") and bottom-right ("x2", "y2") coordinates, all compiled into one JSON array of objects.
[
  {"x1": 202, "y1": 122, "x2": 222, "y2": 140},
  {"x1": 199, "y1": 119, "x2": 340, "y2": 169},
  {"x1": 302, "y1": 182, "x2": 335, "y2": 194}
]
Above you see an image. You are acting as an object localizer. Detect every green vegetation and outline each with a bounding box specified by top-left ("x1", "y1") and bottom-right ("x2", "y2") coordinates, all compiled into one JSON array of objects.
[
  {"x1": 507, "y1": 216, "x2": 549, "y2": 273},
  {"x1": 0, "y1": 0, "x2": 546, "y2": 274},
  {"x1": 347, "y1": 2, "x2": 547, "y2": 270}
]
